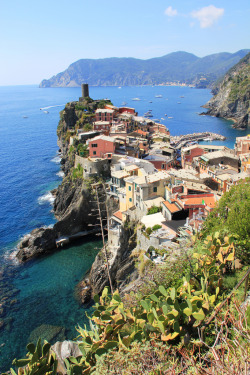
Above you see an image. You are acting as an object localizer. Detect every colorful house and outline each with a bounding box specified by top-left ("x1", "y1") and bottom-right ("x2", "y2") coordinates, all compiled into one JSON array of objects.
[{"x1": 88, "y1": 135, "x2": 116, "y2": 158}]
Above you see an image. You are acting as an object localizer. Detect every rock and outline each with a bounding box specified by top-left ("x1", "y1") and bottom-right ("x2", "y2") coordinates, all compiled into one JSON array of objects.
[
  {"x1": 76, "y1": 280, "x2": 92, "y2": 305},
  {"x1": 203, "y1": 52, "x2": 250, "y2": 129},
  {"x1": 17, "y1": 227, "x2": 57, "y2": 262},
  {"x1": 51, "y1": 340, "x2": 82, "y2": 375},
  {"x1": 28, "y1": 324, "x2": 66, "y2": 344},
  {"x1": 0, "y1": 307, "x2": 5, "y2": 317},
  {"x1": 0, "y1": 320, "x2": 4, "y2": 331}
]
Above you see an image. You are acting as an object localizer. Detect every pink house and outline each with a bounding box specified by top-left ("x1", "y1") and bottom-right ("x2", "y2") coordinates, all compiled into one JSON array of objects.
[
  {"x1": 88, "y1": 135, "x2": 116, "y2": 158},
  {"x1": 181, "y1": 145, "x2": 205, "y2": 169}
]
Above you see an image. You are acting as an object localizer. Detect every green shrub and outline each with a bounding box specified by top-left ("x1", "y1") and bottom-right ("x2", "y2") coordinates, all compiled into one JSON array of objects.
[
  {"x1": 147, "y1": 206, "x2": 161, "y2": 215},
  {"x1": 146, "y1": 227, "x2": 152, "y2": 235},
  {"x1": 152, "y1": 224, "x2": 162, "y2": 231},
  {"x1": 72, "y1": 163, "x2": 83, "y2": 180}
]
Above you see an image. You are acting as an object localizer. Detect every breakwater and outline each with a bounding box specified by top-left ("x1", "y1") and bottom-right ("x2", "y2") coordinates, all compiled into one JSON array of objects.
[{"x1": 170, "y1": 132, "x2": 226, "y2": 149}]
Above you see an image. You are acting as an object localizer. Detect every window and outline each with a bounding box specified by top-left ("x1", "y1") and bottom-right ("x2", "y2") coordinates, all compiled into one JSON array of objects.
[
  {"x1": 129, "y1": 186, "x2": 132, "y2": 191},
  {"x1": 153, "y1": 186, "x2": 157, "y2": 193},
  {"x1": 93, "y1": 151, "x2": 96, "y2": 155},
  {"x1": 129, "y1": 198, "x2": 132, "y2": 202},
  {"x1": 162, "y1": 164, "x2": 165, "y2": 169},
  {"x1": 91, "y1": 144, "x2": 98, "y2": 148}
]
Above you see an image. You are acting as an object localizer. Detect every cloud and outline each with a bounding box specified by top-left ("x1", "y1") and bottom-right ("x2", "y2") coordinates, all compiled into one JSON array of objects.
[
  {"x1": 164, "y1": 6, "x2": 178, "y2": 17},
  {"x1": 191, "y1": 5, "x2": 224, "y2": 28}
]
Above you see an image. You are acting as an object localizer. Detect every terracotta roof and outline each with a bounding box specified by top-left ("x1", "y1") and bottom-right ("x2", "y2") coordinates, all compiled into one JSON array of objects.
[
  {"x1": 137, "y1": 129, "x2": 148, "y2": 136},
  {"x1": 113, "y1": 210, "x2": 123, "y2": 221},
  {"x1": 162, "y1": 200, "x2": 181, "y2": 213},
  {"x1": 182, "y1": 196, "x2": 215, "y2": 208}
]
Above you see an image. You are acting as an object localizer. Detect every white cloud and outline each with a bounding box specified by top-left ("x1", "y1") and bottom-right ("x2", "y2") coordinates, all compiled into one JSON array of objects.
[
  {"x1": 191, "y1": 5, "x2": 224, "y2": 28},
  {"x1": 165, "y1": 6, "x2": 178, "y2": 17}
]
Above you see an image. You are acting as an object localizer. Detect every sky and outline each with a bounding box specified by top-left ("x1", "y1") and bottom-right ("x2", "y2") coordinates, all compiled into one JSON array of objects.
[{"x1": 0, "y1": 0, "x2": 249, "y2": 86}]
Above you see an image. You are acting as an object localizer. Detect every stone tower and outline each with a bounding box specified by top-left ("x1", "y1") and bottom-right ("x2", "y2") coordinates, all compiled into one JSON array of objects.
[{"x1": 81, "y1": 83, "x2": 89, "y2": 98}]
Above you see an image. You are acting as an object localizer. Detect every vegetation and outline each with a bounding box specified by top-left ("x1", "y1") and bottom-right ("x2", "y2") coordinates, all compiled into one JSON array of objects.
[
  {"x1": 147, "y1": 206, "x2": 161, "y2": 215},
  {"x1": 72, "y1": 163, "x2": 83, "y2": 180},
  {"x1": 77, "y1": 144, "x2": 89, "y2": 158},
  {"x1": 201, "y1": 179, "x2": 250, "y2": 264}
]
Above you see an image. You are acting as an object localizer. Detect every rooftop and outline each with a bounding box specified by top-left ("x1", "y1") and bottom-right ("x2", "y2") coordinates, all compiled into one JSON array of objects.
[
  {"x1": 143, "y1": 196, "x2": 165, "y2": 209},
  {"x1": 96, "y1": 109, "x2": 114, "y2": 113},
  {"x1": 162, "y1": 200, "x2": 182, "y2": 213},
  {"x1": 201, "y1": 150, "x2": 238, "y2": 161},
  {"x1": 88, "y1": 135, "x2": 116, "y2": 143},
  {"x1": 133, "y1": 170, "x2": 170, "y2": 185},
  {"x1": 141, "y1": 212, "x2": 166, "y2": 228}
]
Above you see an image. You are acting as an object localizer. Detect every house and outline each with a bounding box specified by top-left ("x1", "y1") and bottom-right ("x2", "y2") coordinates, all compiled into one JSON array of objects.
[
  {"x1": 93, "y1": 121, "x2": 111, "y2": 135},
  {"x1": 88, "y1": 135, "x2": 116, "y2": 158},
  {"x1": 181, "y1": 145, "x2": 205, "y2": 169},
  {"x1": 161, "y1": 193, "x2": 217, "y2": 221},
  {"x1": 132, "y1": 171, "x2": 170, "y2": 212},
  {"x1": 235, "y1": 135, "x2": 250, "y2": 156},
  {"x1": 95, "y1": 109, "x2": 114, "y2": 123},
  {"x1": 143, "y1": 154, "x2": 175, "y2": 171},
  {"x1": 198, "y1": 151, "x2": 239, "y2": 173}
]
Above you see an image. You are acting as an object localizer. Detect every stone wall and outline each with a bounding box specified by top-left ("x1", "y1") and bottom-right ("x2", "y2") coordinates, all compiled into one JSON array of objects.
[{"x1": 74, "y1": 155, "x2": 110, "y2": 178}]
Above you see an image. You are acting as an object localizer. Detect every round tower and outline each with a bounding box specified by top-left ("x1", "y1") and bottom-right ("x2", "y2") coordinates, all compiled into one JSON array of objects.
[{"x1": 81, "y1": 83, "x2": 89, "y2": 98}]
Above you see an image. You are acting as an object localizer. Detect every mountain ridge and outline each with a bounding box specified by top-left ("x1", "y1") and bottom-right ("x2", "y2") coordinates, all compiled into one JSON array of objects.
[{"x1": 40, "y1": 49, "x2": 250, "y2": 88}]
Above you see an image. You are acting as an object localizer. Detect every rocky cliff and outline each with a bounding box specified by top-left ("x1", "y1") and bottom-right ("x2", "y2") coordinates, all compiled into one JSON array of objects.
[
  {"x1": 16, "y1": 99, "x2": 110, "y2": 261},
  {"x1": 203, "y1": 52, "x2": 250, "y2": 129}
]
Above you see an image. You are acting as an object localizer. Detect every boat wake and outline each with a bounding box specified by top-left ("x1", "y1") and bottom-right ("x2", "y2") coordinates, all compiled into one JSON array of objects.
[{"x1": 40, "y1": 104, "x2": 65, "y2": 110}]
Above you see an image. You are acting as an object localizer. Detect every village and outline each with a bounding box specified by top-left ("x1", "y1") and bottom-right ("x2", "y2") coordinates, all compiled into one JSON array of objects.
[{"x1": 66, "y1": 84, "x2": 250, "y2": 262}]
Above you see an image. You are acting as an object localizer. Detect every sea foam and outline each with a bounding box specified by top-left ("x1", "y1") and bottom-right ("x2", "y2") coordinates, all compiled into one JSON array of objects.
[{"x1": 38, "y1": 192, "x2": 55, "y2": 205}]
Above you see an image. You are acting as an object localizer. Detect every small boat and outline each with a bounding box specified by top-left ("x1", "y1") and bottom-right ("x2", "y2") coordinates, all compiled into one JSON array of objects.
[
  {"x1": 168, "y1": 116, "x2": 173, "y2": 119},
  {"x1": 180, "y1": 96, "x2": 184, "y2": 98},
  {"x1": 177, "y1": 102, "x2": 181, "y2": 104},
  {"x1": 43, "y1": 110, "x2": 49, "y2": 114},
  {"x1": 149, "y1": 101, "x2": 153, "y2": 103},
  {"x1": 165, "y1": 114, "x2": 167, "y2": 116},
  {"x1": 118, "y1": 87, "x2": 122, "y2": 89},
  {"x1": 121, "y1": 102, "x2": 127, "y2": 106},
  {"x1": 155, "y1": 95, "x2": 163, "y2": 98},
  {"x1": 161, "y1": 118, "x2": 165, "y2": 120},
  {"x1": 23, "y1": 116, "x2": 28, "y2": 118},
  {"x1": 132, "y1": 98, "x2": 141, "y2": 101}
]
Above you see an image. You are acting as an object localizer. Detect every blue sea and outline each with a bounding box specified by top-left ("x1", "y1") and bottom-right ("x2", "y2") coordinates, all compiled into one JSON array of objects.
[{"x1": 0, "y1": 85, "x2": 248, "y2": 371}]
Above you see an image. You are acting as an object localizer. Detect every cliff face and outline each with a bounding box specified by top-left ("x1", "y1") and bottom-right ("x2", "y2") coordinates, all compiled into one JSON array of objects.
[
  {"x1": 204, "y1": 53, "x2": 250, "y2": 129},
  {"x1": 16, "y1": 100, "x2": 109, "y2": 261}
]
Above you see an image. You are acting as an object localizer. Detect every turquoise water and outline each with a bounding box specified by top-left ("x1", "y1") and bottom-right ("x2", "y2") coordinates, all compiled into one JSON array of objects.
[{"x1": 0, "y1": 85, "x2": 247, "y2": 371}]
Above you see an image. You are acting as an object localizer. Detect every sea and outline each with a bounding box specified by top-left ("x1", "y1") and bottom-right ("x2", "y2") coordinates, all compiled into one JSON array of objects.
[{"x1": 0, "y1": 85, "x2": 248, "y2": 371}]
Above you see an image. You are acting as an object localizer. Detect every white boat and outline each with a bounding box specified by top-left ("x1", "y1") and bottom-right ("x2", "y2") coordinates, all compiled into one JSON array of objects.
[
  {"x1": 121, "y1": 102, "x2": 127, "y2": 106},
  {"x1": 118, "y1": 87, "x2": 122, "y2": 89},
  {"x1": 165, "y1": 114, "x2": 167, "y2": 116},
  {"x1": 155, "y1": 95, "x2": 163, "y2": 98},
  {"x1": 132, "y1": 98, "x2": 141, "y2": 101},
  {"x1": 23, "y1": 116, "x2": 28, "y2": 118},
  {"x1": 168, "y1": 116, "x2": 173, "y2": 119},
  {"x1": 43, "y1": 111, "x2": 49, "y2": 114}
]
